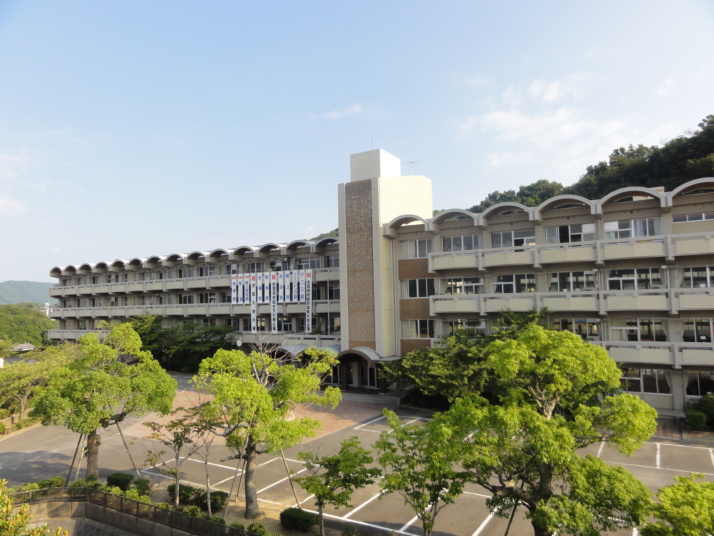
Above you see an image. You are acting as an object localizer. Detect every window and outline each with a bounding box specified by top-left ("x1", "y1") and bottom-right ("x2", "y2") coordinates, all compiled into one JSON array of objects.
[
  {"x1": 177, "y1": 267, "x2": 194, "y2": 278},
  {"x1": 277, "y1": 316, "x2": 292, "y2": 332},
  {"x1": 608, "y1": 268, "x2": 662, "y2": 290},
  {"x1": 246, "y1": 262, "x2": 264, "y2": 273},
  {"x1": 402, "y1": 319, "x2": 435, "y2": 338},
  {"x1": 178, "y1": 294, "x2": 194, "y2": 305},
  {"x1": 545, "y1": 223, "x2": 595, "y2": 244},
  {"x1": 442, "y1": 277, "x2": 482, "y2": 295},
  {"x1": 400, "y1": 239, "x2": 433, "y2": 259},
  {"x1": 610, "y1": 319, "x2": 667, "y2": 342},
  {"x1": 604, "y1": 217, "x2": 662, "y2": 239},
  {"x1": 621, "y1": 368, "x2": 671, "y2": 394},
  {"x1": 199, "y1": 265, "x2": 216, "y2": 277},
  {"x1": 493, "y1": 273, "x2": 536, "y2": 293},
  {"x1": 198, "y1": 292, "x2": 216, "y2": 304},
  {"x1": 297, "y1": 257, "x2": 321, "y2": 269},
  {"x1": 682, "y1": 319, "x2": 713, "y2": 342},
  {"x1": 202, "y1": 318, "x2": 216, "y2": 327},
  {"x1": 552, "y1": 318, "x2": 600, "y2": 340},
  {"x1": 673, "y1": 212, "x2": 714, "y2": 223},
  {"x1": 328, "y1": 286, "x2": 340, "y2": 300},
  {"x1": 325, "y1": 255, "x2": 340, "y2": 268},
  {"x1": 402, "y1": 279, "x2": 436, "y2": 298},
  {"x1": 444, "y1": 319, "x2": 485, "y2": 336},
  {"x1": 685, "y1": 371, "x2": 714, "y2": 396},
  {"x1": 442, "y1": 235, "x2": 479, "y2": 252},
  {"x1": 548, "y1": 271, "x2": 597, "y2": 292},
  {"x1": 490, "y1": 229, "x2": 536, "y2": 249},
  {"x1": 681, "y1": 266, "x2": 714, "y2": 288},
  {"x1": 329, "y1": 316, "x2": 341, "y2": 333}
]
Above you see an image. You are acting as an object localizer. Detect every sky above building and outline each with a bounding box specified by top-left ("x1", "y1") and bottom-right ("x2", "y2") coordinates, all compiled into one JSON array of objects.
[{"x1": 1, "y1": 1, "x2": 713, "y2": 282}]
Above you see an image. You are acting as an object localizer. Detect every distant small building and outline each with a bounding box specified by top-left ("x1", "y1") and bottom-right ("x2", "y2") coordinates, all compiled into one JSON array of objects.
[{"x1": 12, "y1": 342, "x2": 35, "y2": 353}]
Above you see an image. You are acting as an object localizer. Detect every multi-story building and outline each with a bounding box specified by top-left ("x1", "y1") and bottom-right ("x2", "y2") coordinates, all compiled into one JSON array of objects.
[{"x1": 50, "y1": 149, "x2": 714, "y2": 415}]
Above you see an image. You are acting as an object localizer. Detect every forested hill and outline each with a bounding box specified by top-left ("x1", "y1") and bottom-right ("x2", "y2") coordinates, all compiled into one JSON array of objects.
[
  {"x1": 468, "y1": 114, "x2": 714, "y2": 213},
  {"x1": 0, "y1": 281, "x2": 54, "y2": 305}
]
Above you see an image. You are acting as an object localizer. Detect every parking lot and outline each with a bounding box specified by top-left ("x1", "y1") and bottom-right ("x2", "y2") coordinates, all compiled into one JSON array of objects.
[{"x1": 140, "y1": 408, "x2": 714, "y2": 536}]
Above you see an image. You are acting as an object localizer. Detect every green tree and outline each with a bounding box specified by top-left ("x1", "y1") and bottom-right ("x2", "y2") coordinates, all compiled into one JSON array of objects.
[
  {"x1": 0, "y1": 479, "x2": 68, "y2": 536},
  {"x1": 641, "y1": 473, "x2": 714, "y2": 536},
  {"x1": 144, "y1": 407, "x2": 201, "y2": 508},
  {"x1": 375, "y1": 410, "x2": 471, "y2": 536},
  {"x1": 295, "y1": 437, "x2": 380, "y2": 536},
  {"x1": 31, "y1": 324, "x2": 177, "y2": 478},
  {"x1": 194, "y1": 346, "x2": 341, "y2": 519},
  {"x1": 0, "y1": 304, "x2": 56, "y2": 346},
  {"x1": 0, "y1": 344, "x2": 77, "y2": 419},
  {"x1": 438, "y1": 325, "x2": 657, "y2": 536}
]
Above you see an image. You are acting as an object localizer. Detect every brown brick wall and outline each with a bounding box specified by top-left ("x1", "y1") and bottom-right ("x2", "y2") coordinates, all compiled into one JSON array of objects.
[
  {"x1": 398, "y1": 258, "x2": 431, "y2": 279},
  {"x1": 399, "y1": 298, "x2": 431, "y2": 319},
  {"x1": 345, "y1": 180, "x2": 376, "y2": 349},
  {"x1": 400, "y1": 339, "x2": 432, "y2": 355}
]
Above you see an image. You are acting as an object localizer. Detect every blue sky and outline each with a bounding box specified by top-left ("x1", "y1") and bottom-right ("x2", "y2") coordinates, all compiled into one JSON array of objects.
[{"x1": 1, "y1": 1, "x2": 712, "y2": 282}]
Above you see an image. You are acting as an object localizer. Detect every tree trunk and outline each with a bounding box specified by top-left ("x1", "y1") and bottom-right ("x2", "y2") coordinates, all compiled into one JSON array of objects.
[
  {"x1": 243, "y1": 442, "x2": 260, "y2": 519},
  {"x1": 86, "y1": 429, "x2": 101, "y2": 479},
  {"x1": 531, "y1": 519, "x2": 554, "y2": 536},
  {"x1": 318, "y1": 503, "x2": 325, "y2": 536},
  {"x1": 174, "y1": 471, "x2": 181, "y2": 508},
  {"x1": 205, "y1": 459, "x2": 212, "y2": 516}
]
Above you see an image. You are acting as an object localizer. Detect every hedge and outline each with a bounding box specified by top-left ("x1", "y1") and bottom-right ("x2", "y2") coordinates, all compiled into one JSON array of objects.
[{"x1": 280, "y1": 507, "x2": 318, "y2": 531}]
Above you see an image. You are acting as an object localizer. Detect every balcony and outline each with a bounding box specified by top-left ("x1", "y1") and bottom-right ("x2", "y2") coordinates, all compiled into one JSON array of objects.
[
  {"x1": 539, "y1": 244, "x2": 597, "y2": 264},
  {"x1": 430, "y1": 295, "x2": 482, "y2": 315},
  {"x1": 483, "y1": 249, "x2": 534, "y2": 268},
  {"x1": 604, "y1": 343, "x2": 673, "y2": 365},
  {"x1": 484, "y1": 295, "x2": 537, "y2": 313},
  {"x1": 679, "y1": 345, "x2": 714, "y2": 367},
  {"x1": 676, "y1": 289, "x2": 714, "y2": 310},
  {"x1": 601, "y1": 239, "x2": 667, "y2": 261},
  {"x1": 541, "y1": 293, "x2": 598, "y2": 312},
  {"x1": 430, "y1": 252, "x2": 479, "y2": 271},
  {"x1": 603, "y1": 291, "x2": 669, "y2": 312}
]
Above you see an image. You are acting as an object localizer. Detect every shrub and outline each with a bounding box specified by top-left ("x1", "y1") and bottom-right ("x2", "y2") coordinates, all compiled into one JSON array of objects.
[
  {"x1": 686, "y1": 408, "x2": 707, "y2": 430},
  {"x1": 230, "y1": 522, "x2": 246, "y2": 535},
  {"x1": 123, "y1": 488, "x2": 151, "y2": 504},
  {"x1": 107, "y1": 472, "x2": 134, "y2": 491},
  {"x1": 168, "y1": 482, "x2": 227, "y2": 511},
  {"x1": 0, "y1": 408, "x2": 11, "y2": 419},
  {"x1": 37, "y1": 476, "x2": 65, "y2": 488},
  {"x1": 247, "y1": 522, "x2": 270, "y2": 536},
  {"x1": 155, "y1": 502, "x2": 171, "y2": 510},
  {"x1": 696, "y1": 393, "x2": 714, "y2": 426},
  {"x1": 0, "y1": 422, "x2": 5, "y2": 435},
  {"x1": 209, "y1": 490, "x2": 229, "y2": 511},
  {"x1": 21, "y1": 483, "x2": 40, "y2": 491},
  {"x1": 175, "y1": 504, "x2": 202, "y2": 517},
  {"x1": 133, "y1": 478, "x2": 151, "y2": 496},
  {"x1": 68, "y1": 478, "x2": 103, "y2": 489},
  {"x1": 280, "y1": 508, "x2": 318, "y2": 532},
  {"x1": 342, "y1": 527, "x2": 357, "y2": 536},
  {"x1": 210, "y1": 515, "x2": 226, "y2": 525}
]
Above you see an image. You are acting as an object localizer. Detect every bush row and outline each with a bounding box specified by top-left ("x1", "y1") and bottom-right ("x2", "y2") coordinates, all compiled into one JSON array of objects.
[{"x1": 167, "y1": 483, "x2": 228, "y2": 512}]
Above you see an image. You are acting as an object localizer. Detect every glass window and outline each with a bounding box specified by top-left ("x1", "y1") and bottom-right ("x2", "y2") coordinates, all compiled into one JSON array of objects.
[
  {"x1": 400, "y1": 239, "x2": 433, "y2": 259},
  {"x1": 621, "y1": 368, "x2": 671, "y2": 394},
  {"x1": 444, "y1": 319, "x2": 485, "y2": 336},
  {"x1": 442, "y1": 277, "x2": 482, "y2": 295},
  {"x1": 685, "y1": 371, "x2": 714, "y2": 396},
  {"x1": 493, "y1": 273, "x2": 536, "y2": 294},
  {"x1": 608, "y1": 268, "x2": 662, "y2": 290},
  {"x1": 442, "y1": 235, "x2": 478, "y2": 252},
  {"x1": 545, "y1": 223, "x2": 596, "y2": 244},
  {"x1": 682, "y1": 319, "x2": 713, "y2": 342},
  {"x1": 552, "y1": 318, "x2": 601, "y2": 340},
  {"x1": 491, "y1": 229, "x2": 535, "y2": 249},
  {"x1": 548, "y1": 271, "x2": 597, "y2": 292},
  {"x1": 681, "y1": 266, "x2": 714, "y2": 288},
  {"x1": 605, "y1": 217, "x2": 661, "y2": 240},
  {"x1": 402, "y1": 279, "x2": 436, "y2": 298},
  {"x1": 610, "y1": 319, "x2": 667, "y2": 342},
  {"x1": 402, "y1": 319, "x2": 435, "y2": 338}
]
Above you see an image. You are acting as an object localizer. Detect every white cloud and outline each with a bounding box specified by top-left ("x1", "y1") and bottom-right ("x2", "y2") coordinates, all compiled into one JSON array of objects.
[
  {"x1": 0, "y1": 194, "x2": 25, "y2": 215},
  {"x1": 310, "y1": 104, "x2": 364, "y2": 121},
  {"x1": 0, "y1": 148, "x2": 33, "y2": 180},
  {"x1": 656, "y1": 78, "x2": 675, "y2": 96}
]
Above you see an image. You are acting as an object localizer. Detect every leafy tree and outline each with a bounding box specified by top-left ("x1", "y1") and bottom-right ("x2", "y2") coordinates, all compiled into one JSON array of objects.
[
  {"x1": 437, "y1": 325, "x2": 657, "y2": 536},
  {"x1": 0, "y1": 304, "x2": 56, "y2": 346},
  {"x1": 125, "y1": 315, "x2": 237, "y2": 372},
  {"x1": 641, "y1": 473, "x2": 714, "y2": 536},
  {"x1": 468, "y1": 179, "x2": 564, "y2": 213},
  {"x1": 0, "y1": 479, "x2": 68, "y2": 536},
  {"x1": 0, "y1": 344, "x2": 78, "y2": 419},
  {"x1": 194, "y1": 346, "x2": 341, "y2": 519},
  {"x1": 31, "y1": 324, "x2": 176, "y2": 478},
  {"x1": 384, "y1": 310, "x2": 545, "y2": 403},
  {"x1": 375, "y1": 410, "x2": 471, "y2": 536},
  {"x1": 295, "y1": 437, "x2": 380, "y2": 536},
  {"x1": 144, "y1": 407, "x2": 201, "y2": 508}
]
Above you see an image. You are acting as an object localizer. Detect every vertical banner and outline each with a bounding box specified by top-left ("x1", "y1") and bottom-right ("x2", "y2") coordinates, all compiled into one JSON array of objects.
[
  {"x1": 244, "y1": 275, "x2": 250, "y2": 303},
  {"x1": 257, "y1": 273, "x2": 263, "y2": 303},
  {"x1": 250, "y1": 274, "x2": 257, "y2": 333},
  {"x1": 270, "y1": 272, "x2": 278, "y2": 333},
  {"x1": 292, "y1": 270, "x2": 299, "y2": 302},
  {"x1": 305, "y1": 269, "x2": 313, "y2": 333},
  {"x1": 237, "y1": 274, "x2": 244, "y2": 304},
  {"x1": 299, "y1": 270, "x2": 306, "y2": 302},
  {"x1": 230, "y1": 265, "x2": 238, "y2": 304},
  {"x1": 277, "y1": 272, "x2": 284, "y2": 304}
]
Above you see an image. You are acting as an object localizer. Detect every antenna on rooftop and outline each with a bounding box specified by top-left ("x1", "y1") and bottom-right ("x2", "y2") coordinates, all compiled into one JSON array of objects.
[{"x1": 402, "y1": 160, "x2": 420, "y2": 174}]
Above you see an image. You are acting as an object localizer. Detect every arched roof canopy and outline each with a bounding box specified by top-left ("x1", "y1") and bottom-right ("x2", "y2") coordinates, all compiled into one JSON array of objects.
[
  {"x1": 285, "y1": 240, "x2": 313, "y2": 252},
  {"x1": 127, "y1": 258, "x2": 144, "y2": 270},
  {"x1": 534, "y1": 195, "x2": 594, "y2": 219},
  {"x1": 233, "y1": 246, "x2": 258, "y2": 259},
  {"x1": 77, "y1": 263, "x2": 94, "y2": 275},
  {"x1": 432, "y1": 209, "x2": 479, "y2": 226},
  {"x1": 110, "y1": 260, "x2": 126, "y2": 272},
  {"x1": 480, "y1": 202, "x2": 531, "y2": 220},
  {"x1": 670, "y1": 177, "x2": 714, "y2": 200},
  {"x1": 186, "y1": 251, "x2": 207, "y2": 264},
  {"x1": 94, "y1": 262, "x2": 108, "y2": 273},
  {"x1": 207, "y1": 249, "x2": 230, "y2": 263},
  {"x1": 314, "y1": 237, "x2": 338, "y2": 250},
  {"x1": 164, "y1": 254, "x2": 185, "y2": 266},
  {"x1": 145, "y1": 256, "x2": 165, "y2": 269},
  {"x1": 598, "y1": 186, "x2": 666, "y2": 210},
  {"x1": 337, "y1": 346, "x2": 386, "y2": 365},
  {"x1": 50, "y1": 267, "x2": 64, "y2": 278},
  {"x1": 258, "y1": 243, "x2": 282, "y2": 255},
  {"x1": 385, "y1": 214, "x2": 428, "y2": 231}
]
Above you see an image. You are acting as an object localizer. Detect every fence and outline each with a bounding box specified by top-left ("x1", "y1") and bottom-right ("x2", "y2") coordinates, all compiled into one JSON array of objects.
[{"x1": 10, "y1": 487, "x2": 263, "y2": 536}]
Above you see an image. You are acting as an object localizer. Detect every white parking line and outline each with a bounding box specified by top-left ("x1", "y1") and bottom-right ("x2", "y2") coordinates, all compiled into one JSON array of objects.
[
  {"x1": 183, "y1": 457, "x2": 237, "y2": 471},
  {"x1": 709, "y1": 448, "x2": 714, "y2": 470},
  {"x1": 656, "y1": 443, "x2": 661, "y2": 469},
  {"x1": 354, "y1": 415, "x2": 386, "y2": 431},
  {"x1": 472, "y1": 513, "x2": 494, "y2": 536},
  {"x1": 342, "y1": 491, "x2": 383, "y2": 519},
  {"x1": 463, "y1": 491, "x2": 491, "y2": 499},
  {"x1": 597, "y1": 441, "x2": 605, "y2": 458},
  {"x1": 256, "y1": 468, "x2": 307, "y2": 494},
  {"x1": 399, "y1": 515, "x2": 419, "y2": 533}
]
